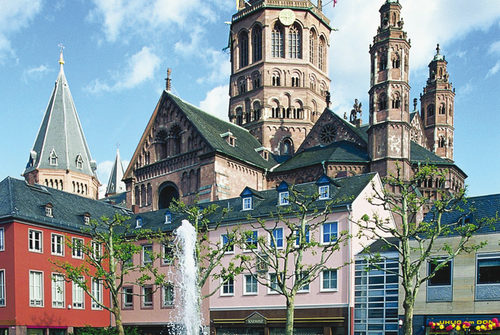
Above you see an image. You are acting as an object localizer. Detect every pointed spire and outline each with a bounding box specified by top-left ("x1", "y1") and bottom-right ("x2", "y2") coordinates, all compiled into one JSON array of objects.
[
  {"x1": 58, "y1": 43, "x2": 65, "y2": 70},
  {"x1": 105, "y1": 148, "x2": 126, "y2": 197},
  {"x1": 433, "y1": 43, "x2": 445, "y2": 61}
]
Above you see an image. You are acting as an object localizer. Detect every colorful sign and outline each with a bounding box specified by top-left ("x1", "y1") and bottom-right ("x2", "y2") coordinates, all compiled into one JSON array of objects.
[{"x1": 427, "y1": 317, "x2": 500, "y2": 332}]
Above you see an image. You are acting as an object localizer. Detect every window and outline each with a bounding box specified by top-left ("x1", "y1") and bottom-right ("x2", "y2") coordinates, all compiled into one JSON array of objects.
[
  {"x1": 309, "y1": 30, "x2": 316, "y2": 65},
  {"x1": 0, "y1": 228, "x2": 4, "y2": 251},
  {"x1": 0, "y1": 270, "x2": 5, "y2": 306},
  {"x1": 272, "y1": 74, "x2": 281, "y2": 87},
  {"x1": 243, "y1": 197, "x2": 253, "y2": 211},
  {"x1": 269, "y1": 273, "x2": 282, "y2": 293},
  {"x1": 221, "y1": 277, "x2": 234, "y2": 296},
  {"x1": 288, "y1": 24, "x2": 302, "y2": 59},
  {"x1": 295, "y1": 225, "x2": 310, "y2": 247},
  {"x1": 245, "y1": 230, "x2": 258, "y2": 250},
  {"x1": 279, "y1": 191, "x2": 289, "y2": 206},
  {"x1": 322, "y1": 222, "x2": 338, "y2": 244},
  {"x1": 51, "y1": 234, "x2": 64, "y2": 256},
  {"x1": 162, "y1": 284, "x2": 174, "y2": 307},
  {"x1": 165, "y1": 211, "x2": 172, "y2": 224},
  {"x1": 142, "y1": 245, "x2": 153, "y2": 265},
  {"x1": 92, "y1": 241, "x2": 102, "y2": 259},
  {"x1": 244, "y1": 274, "x2": 258, "y2": 294},
  {"x1": 162, "y1": 243, "x2": 174, "y2": 265},
  {"x1": 271, "y1": 23, "x2": 284, "y2": 58},
  {"x1": 45, "y1": 205, "x2": 53, "y2": 217},
  {"x1": 221, "y1": 234, "x2": 234, "y2": 253},
  {"x1": 122, "y1": 287, "x2": 133, "y2": 309},
  {"x1": 297, "y1": 271, "x2": 310, "y2": 292},
  {"x1": 291, "y1": 76, "x2": 300, "y2": 87},
  {"x1": 91, "y1": 278, "x2": 103, "y2": 309},
  {"x1": 52, "y1": 273, "x2": 65, "y2": 308},
  {"x1": 271, "y1": 228, "x2": 283, "y2": 249},
  {"x1": 136, "y1": 217, "x2": 143, "y2": 228},
  {"x1": 72, "y1": 238, "x2": 84, "y2": 259},
  {"x1": 83, "y1": 215, "x2": 90, "y2": 225},
  {"x1": 252, "y1": 25, "x2": 262, "y2": 62},
  {"x1": 321, "y1": 269, "x2": 337, "y2": 291},
  {"x1": 318, "y1": 185, "x2": 329, "y2": 200},
  {"x1": 142, "y1": 286, "x2": 153, "y2": 308},
  {"x1": 76, "y1": 154, "x2": 83, "y2": 169},
  {"x1": 477, "y1": 254, "x2": 500, "y2": 284},
  {"x1": 49, "y1": 150, "x2": 58, "y2": 166},
  {"x1": 318, "y1": 37, "x2": 326, "y2": 71},
  {"x1": 72, "y1": 278, "x2": 84, "y2": 309},
  {"x1": 428, "y1": 259, "x2": 452, "y2": 286},
  {"x1": 29, "y1": 270, "x2": 44, "y2": 307},
  {"x1": 427, "y1": 104, "x2": 435, "y2": 117},
  {"x1": 239, "y1": 31, "x2": 249, "y2": 68},
  {"x1": 29, "y1": 229, "x2": 43, "y2": 253}
]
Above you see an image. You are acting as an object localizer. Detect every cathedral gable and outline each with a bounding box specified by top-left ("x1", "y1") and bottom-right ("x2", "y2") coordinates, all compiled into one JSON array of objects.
[{"x1": 297, "y1": 109, "x2": 367, "y2": 153}]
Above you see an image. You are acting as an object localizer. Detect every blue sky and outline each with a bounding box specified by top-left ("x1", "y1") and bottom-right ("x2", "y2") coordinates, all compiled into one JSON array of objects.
[{"x1": 0, "y1": 0, "x2": 499, "y2": 197}]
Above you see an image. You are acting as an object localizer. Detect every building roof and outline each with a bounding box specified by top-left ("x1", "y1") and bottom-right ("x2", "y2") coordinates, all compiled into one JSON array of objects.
[
  {"x1": 0, "y1": 177, "x2": 129, "y2": 232},
  {"x1": 105, "y1": 148, "x2": 126, "y2": 196},
  {"x1": 23, "y1": 54, "x2": 97, "y2": 178},
  {"x1": 164, "y1": 91, "x2": 276, "y2": 170}
]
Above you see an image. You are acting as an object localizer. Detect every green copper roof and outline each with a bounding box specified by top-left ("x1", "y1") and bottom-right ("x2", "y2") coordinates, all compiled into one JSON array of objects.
[
  {"x1": 164, "y1": 91, "x2": 276, "y2": 170},
  {"x1": 24, "y1": 58, "x2": 97, "y2": 177}
]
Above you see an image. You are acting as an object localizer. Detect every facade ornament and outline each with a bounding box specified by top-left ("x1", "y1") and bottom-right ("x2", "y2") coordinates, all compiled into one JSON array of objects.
[{"x1": 350, "y1": 99, "x2": 362, "y2": 123}]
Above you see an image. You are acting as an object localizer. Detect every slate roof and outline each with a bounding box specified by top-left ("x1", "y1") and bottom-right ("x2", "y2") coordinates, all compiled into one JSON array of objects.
[
  {"x1": 272, "y1": 140, "x2": 370, "y2": 172},
  {"x1": 105, "y1": 148, "x2": 126, "y2": 196},
  {"x1": 165, "y1": 91, "x2": 276, "y2": 170},
  {"x1": 23, "y1": 56, "x2": 97, "y2": 177},
  {"x1": 0, "y1": 177, "x2": 130, "y2": 233},
  {"x1": 426, "y1": 193, "x2": 500, "y2": 235},
  {"x1": 125, "y1": 173, "x2": 377, "y2": 231}
]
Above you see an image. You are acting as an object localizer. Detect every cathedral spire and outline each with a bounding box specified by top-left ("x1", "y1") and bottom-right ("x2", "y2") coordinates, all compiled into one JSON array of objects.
[{"x1": 105, "y1": 148, "x2": 126, "y2": 197}]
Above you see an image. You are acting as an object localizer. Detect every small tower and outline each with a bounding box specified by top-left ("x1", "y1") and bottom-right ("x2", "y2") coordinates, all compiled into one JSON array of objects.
[
  {"x1": 23, "y1": 49, "x2": 100, "y2": 199},
  {"x1": 368, "y1": 0, "x2": 412, "y2": 178},
  {"x1": 420, "y1": 44, "x2": 455, "y2": 161},
  {"x1": 105, "y1": 148, "x2": 126, "y2": 197},
  {"x1": 227, "y1": 0, "x2": 332, "y2": 155}
]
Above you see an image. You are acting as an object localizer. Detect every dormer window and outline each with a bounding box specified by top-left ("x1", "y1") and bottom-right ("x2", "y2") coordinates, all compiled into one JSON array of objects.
[
  {"x1": 243, "y1": 197, "x2": 253, "y2": 211},
  {"x1": 136, "y1": 216, "x2": 143, "y2": 229},
  {"x1": 45, "y1": 203, "x2": 53, "y2": 217},
  {"x1": 83, "y1": 214, "x2": 91, "y2": 225},
  {"x1": 165, "y1": 210, "x2": 172, "y2": 224},
  {"x1": 49, "y1": 149, "x2": 58, "y2": 166},
  {"x1": 76, "y1": 154, "x2": 84, "y2": 169},
  {"x1": 319, "y1": 185, "x2": 329, "y2": 200},
  {"x1": 276, "y1": 181, "x2": 289, "y2": 206},
  {"x1": 220, "y1": 131, "x2": 236, "y2": 147},
  {"x1": 255, "y1": 147, "x2": 270, "y2": 161}
]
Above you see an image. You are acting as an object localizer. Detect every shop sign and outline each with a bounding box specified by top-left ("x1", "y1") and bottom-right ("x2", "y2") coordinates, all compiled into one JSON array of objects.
[
  {"x1": 426, "y1": 316, "x2": 500, "y2": 332},
  {"x1": 246, "y1": 312, "x2": 267, "y2": 325}
]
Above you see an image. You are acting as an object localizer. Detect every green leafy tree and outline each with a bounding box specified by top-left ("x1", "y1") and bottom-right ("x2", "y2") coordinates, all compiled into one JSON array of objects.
[
  {"x1": 52, "y1": 213, "x2": 168, "y2": 335},
  {"x1": 357, "y1": 165, "x2": 497, "y2": 335},
  {"x1": 236, "y1": 187, "x2": 350, "y2": 335}
]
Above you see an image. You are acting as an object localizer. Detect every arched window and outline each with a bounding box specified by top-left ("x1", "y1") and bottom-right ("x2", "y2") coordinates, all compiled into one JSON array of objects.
[
  {"x1": 239, "y1": 31, "x2": 249, "y2": 68},
  {"x1": 309, "y1": 30, "x2": 316, "y2": 65},
  {"x1": 272, "y1": 72, "x2": 281, "y2": 86},
  {"x1": 310, "y1": 75, "x2": 317, "y2": 91},
  {"x1": 252, "y1": 71, "x2": 261, "y2": 89},
  {"x1": 288, "y1": 23, "x2": 302, "y2": 59},
  {"x1": 147, "y1": 183, "x2": 152, "y2": 206},
  {"x1": 252, "y1": 25, "x2": 262, "y2": 62},
  {"x1": 438, "y1": 136, "x2": 446, "y2": 148},
  {"x1": 392, "y1": 53, "x2": 400, "y2": 68},
  {"x1": 252, "y1": 101, "x2": 261, "y2": 121},
  {"x1": 439, "y1": 104, "x2": 446, "y2": 114},
  {"x1": 272, "y1": 22, "x2": 284, "y2": 58},
  {"x1": 318, "y1": 36, "x2": 326, "y2": 71},
  {"x1": 392, "y1": 94, "x2": 401, "y2": 109},
  {"x1": 238, "y1": 76, "x2": 247, "y2": 94},
  {"x1": 141, "y1": 184, "x2": 146, "y2": 207},
  {"x1": 379, "y1": 51, "x2": 387, "y2": 71},
  {"x1": 427, "y1": 104, "x2": 435, "y2": 117},
  {"x1": 271, "y1": 100, "x2": 280, "y2": 118},
  {"x1": 158, "y1": 183, "x2": 179, "y2": 210},
  {"x1": 245, "y1": 99, "x2": 251, "y2": 123},
  {"x1": 281, "y1": 138, "x2": 294, "y2": 155},
  {"x1": 236, "y1": 107, "x2": 243, "y2": 125},
  {"x1": 170, "y1": 125, "x2": 182, "y2": 155},
  {"x1": 291, "y1": 73, "x2": 300, "y2": 87},
  {"x1": 378, "y1": 93, "x2": 387, "y2": 111}
]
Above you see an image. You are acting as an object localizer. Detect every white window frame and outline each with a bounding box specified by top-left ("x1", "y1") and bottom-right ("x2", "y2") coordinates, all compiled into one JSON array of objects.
[
  {"x1": 142, "y1": 285, "x2": 153, "y2": 308},
  {"x1": 162, "y1": 243, "x2": 174, "y2": 265},
  {"x1": 72, "y1": 278, "x2": 84, "y2": 309},
  {"x1": 270, "y1": 227, "x2": 284, "y2": 249},
  {"x1": 72, "y1": 237, "x2": 84, "y2": 259},
  {"x1": 221, "y1": 234, "x2": 234, "y2": 254},
  {"x1": 244, "y1": 274, "x2": 258, "y2": 295},
  {"x1": 164, "y1": 213, "x2": 172, "y2": 224},
  {"x1": 295, "y1": 225, "x2": 310, "y2": 247},
  {"x1": 242, "y1": 197, "x2": 253, "y2": 211},
  {"x1": 28, "y1": 229, "x2": 43, "y2": 253},
  {"x1": 318, "y1": 185, "x2": 330, "y2": 200},
  {"x1": 51, "y1": 233, "x2": 64, "y2": 256},
  {"x1": 427, "y1": 258, "x2": 453, "y2": 287},
  {"x1": 297, "y1": 271, "x2": 310, "y2": 293},
  {"x1": 476, "y1": 253, "x2": 500, "y2": 285},
  {"x1": 92, "y1": 241, "x2": 102, "y2": 259},
  {"x1": 142, "y1": 244, "x2": 153, "y2": 265},
  {"x1": 244, "y1": 230, "x2": 259, "y2": 252},
  {"x1": 29, "y1": 270, "x2": 44, "y2": 307},
  {"x1": 91, "y1": 278, "x2": 103, "y2": 310},
  {"x1": 279, "y1": 191, "x2": 289, "y2": 206},
  {"x1": 320, "y1": 269, "x2": 338, "y2": 292},
  {"x1": 321, "y1": 222, "x2": 338, "y2": 245},
  {"x1": 162, "y1": 284, "x2": 175, "y2": 307},
  {"x1": 45, "y1": 205, "x2": 53, "y2": 217},
  {"x1": 51, "y1": 273, "x2": 65, "y2": 308},
  {"x1": 122, "y1": 286, "x2": 133, "y2": 309},
  {"x1": 221, "y1": 277, "x2": 234, "y2": 296},
  {"x1": 0, "y1": 269, "x2": 5, "y2": 306},
  {"x1": 0, "y1": 228, "x2": 4, "y2": 251},
  {"x1": 268, "y1": 273, "x2": 282, "y2": 294}
]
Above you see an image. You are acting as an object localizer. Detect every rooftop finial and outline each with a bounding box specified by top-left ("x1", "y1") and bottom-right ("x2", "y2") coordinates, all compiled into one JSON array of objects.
[
  {"x1": 58, "y1": 43, "x2": 65, "y2": 66},
  {"x1": 166, "y1": 68, "x2": 172, "y2": 91},
  {"x1": 436, "y1": 43, "x2": 440, "y2": 55}
]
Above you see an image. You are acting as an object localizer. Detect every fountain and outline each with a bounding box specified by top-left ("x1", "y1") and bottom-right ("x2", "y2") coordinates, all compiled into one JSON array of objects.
[{"x1": 174, "y1": 219, "x2": 202, "y2": 335}]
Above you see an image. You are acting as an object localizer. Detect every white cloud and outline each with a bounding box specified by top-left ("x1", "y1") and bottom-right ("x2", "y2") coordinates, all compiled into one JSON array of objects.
[
  {"x1": 22, "y1": 64, "x2": 49, "y2": 82},
  {"x1": 199, "y1": 85, "x2": 230, "y2": 121},
  {"x1": 86, "y1": 46, "x2": 160, "y2": 93},
  {"x1": 326, "y1": 0, "x2": 500, "y2": 113},
  {"x1": 489, "y1": 40, "x2": 500, "y2": 55},
  {"x1": 196, "y1": 49, "x2": 231, "y2": 85},
  {"x1": 0, "y1": 0, "x2": 42, "y2": 63},
  {"x1": 486, "y1": 60, "x2": 500, "y2": 78}
]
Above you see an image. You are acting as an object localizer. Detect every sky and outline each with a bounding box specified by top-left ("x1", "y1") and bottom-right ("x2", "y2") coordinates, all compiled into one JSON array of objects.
[{"x1": 0, "y1": 0, "x2": 499, "y2": 198}]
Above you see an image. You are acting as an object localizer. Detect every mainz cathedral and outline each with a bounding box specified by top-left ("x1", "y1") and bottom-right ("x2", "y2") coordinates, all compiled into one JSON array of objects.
[{"x1": 24, "y1": 0, "x2": 466, "y2": 212}]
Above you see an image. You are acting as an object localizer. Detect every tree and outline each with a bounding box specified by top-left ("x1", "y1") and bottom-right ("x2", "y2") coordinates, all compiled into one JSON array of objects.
[
  {"x1": 51, "y1": 213, "x2": 168, "y2": 335},
  {"x1": 235, "y1": 185, "x2": 350, "y2": 335},
  {"x1": 356, "y1": 165, "x2": 496, "y2": 335}
]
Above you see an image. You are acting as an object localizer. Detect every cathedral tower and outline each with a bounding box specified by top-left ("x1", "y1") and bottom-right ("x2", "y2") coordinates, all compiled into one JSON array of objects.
[
  {"x1": 420, "y1": 44, "x2": 455, "y2": 161},
  {"x1": 23, "y1": 51, "x2": 100, "y2": 199},
  {"x1": 228, "y1": 0, "x2": 332, "y2": 155},
  {"x1": 368, "y1": 0, "x2": 411, "y2": 178}
]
